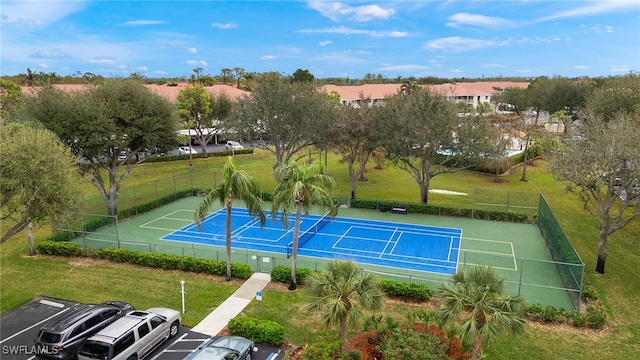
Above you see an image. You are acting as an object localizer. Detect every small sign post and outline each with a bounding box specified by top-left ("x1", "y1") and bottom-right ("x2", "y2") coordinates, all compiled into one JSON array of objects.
[{"x1": 256, "y1": 291, "x2": 262, "y2": 301}]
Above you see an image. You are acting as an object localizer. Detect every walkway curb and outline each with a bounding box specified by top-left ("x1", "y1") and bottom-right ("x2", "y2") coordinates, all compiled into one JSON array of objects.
[{"x1": 191, "y1": 272, "x2": 271, "y2": 336}]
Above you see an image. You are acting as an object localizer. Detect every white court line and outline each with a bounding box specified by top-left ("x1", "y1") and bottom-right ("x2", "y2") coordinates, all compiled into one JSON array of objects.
[
  {"x1": 379, "y1": 228, "x2": 398, "y2": 259},
  {"x1": 0, "y1": 307, "x2": 71, "y2": 344},
  {"x1": 300, "y1": 247, "x2": 457, "y2": 271},
  {"x1": 511, "y1": 242, "x2": 518, "y2": 271},
  {"x1": 387, "y1": 232, "x2": 403, "y2": 255},
  {"x1": 447, "y1": 236, "x2": 454, "y2": 261}
]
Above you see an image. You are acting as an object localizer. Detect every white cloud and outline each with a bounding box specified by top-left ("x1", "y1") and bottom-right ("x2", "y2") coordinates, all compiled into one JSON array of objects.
[
  {"x1": 310, "y1": 51, "x2": 367, "y2": 63},
  {"x1": 89, "y1": 57, "x2": 116, "y2": 65},
  {"x1": 261, "y1": 55, "x2": 277, "y2": 60},
  {"x1": 537, "y1": 1, "x2": 640, "y2": 22},
  {"x1": 611, "y1": 65, "x2": 632, "y2": 72},
  {"x1": 38, "y1": 62, "x2": 49, "y2": 69},
  {"x1": 123, "y1": 20, "x2": 166, "y2": 26},
  {"x1": 574, "y1": 65, "x2": 590, "y2": 69},
  {"x1": 343, "y1": 49, "x2": 372, "y2": 55},
  {"x1": 30, "y1": 48, "x2": 72, "y2": 59},
  {"x1": 300, "y1": 26, "x2": 408, "y2": 38},
  {"x1": 424, "y1": 37, "x2": 508, "y2": 52},
  {"x1": 446, "y1": 13, "x2": 516, "y2": 28},
  {"x1": 212, "y1": 22, "x2": 237, "y2": 29},
  {"x1": 319, "y1": 40, "x2": 333, "y2": 47},
  {"x1": 153, "y1": 70, "x2": 169, "y2": 75},
  {"x1": 449, "y1": 69, "x2": 464, "y2": 73},
  {"x1": 605, "y1": 26, "x2": 614, "y2": 33},
  {"x1": 307, "y1": 1, "x2": 395, "y2": 22},
  {"x1": 186, "y1": 60, "x2": 208, "y2": 66},
  {"x1": 376, "y1": 64, "x2": 429, "y2": 72},
  {"x1": 187, "y1": 47, "x2": 197, "y2": 53},
  {"x1": 0, "y1": 1, "x2": 86, "y2": 27},
  {"x1": 482, "y1": 63, "x2": 507, "y2": 68}
]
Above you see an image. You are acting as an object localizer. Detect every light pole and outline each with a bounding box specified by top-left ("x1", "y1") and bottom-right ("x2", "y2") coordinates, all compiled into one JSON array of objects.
[{"x1": 180, "y1": 280, "x2": 186, "y2": 314}]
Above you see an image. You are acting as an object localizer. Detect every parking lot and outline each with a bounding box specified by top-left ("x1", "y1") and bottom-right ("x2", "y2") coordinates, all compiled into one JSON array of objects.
[{"x1": 0, "y1": 298, "x2": 283, "y2": 360}]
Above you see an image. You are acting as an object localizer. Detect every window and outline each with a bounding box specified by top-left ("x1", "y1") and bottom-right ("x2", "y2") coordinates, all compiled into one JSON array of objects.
[
  {"x1": 69, "y1": 324, "x2": 85, "y2": 338},
  {"x1": 137, "y1": 323, "x2": 150, "y2": 338},
  {"x1": 39, "y1": 331, "x2": 61, "y2": 343},
  {"x1": 101, "y1": 309, "x2": 119, "y2": 319},
  {"x1": 149, "y1": 316, "x2": 164, "y2": 329},
  {"x1": 85, "y1": 315, "x2": 102, "y2": 329},
  {"x1": 113, "y1": 332, "x2": 135, "y2": 357}
]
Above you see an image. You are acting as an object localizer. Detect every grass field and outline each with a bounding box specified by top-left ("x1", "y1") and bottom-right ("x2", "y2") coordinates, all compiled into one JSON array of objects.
[{"x1": 2, "y1": 149, "x2": 639, "y2": 359}]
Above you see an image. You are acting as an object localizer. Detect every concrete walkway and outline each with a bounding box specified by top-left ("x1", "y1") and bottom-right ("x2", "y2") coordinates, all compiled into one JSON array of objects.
[{"x1": 191, "y1": 272, "x2": 271, "y2": 336}]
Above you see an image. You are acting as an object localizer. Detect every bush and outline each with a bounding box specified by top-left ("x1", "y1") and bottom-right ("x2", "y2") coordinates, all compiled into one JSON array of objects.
[
  {"x1": 227, "y1": 316, "x2": 284, "y2": 346},
  {"x1": 586, "y1": 305, "x2": 606, "y2": 329},
  {"x1": 542, "y1": 306, "x2": 560, "y2": 322},
  {"x1": 301, "y1": 339, "x2": 344, "y2": 360},
  {"x1": 270, "y1": 265, "x2": 314, "y2": 285},
  {"x1": 36, "y1": 240, "x2": 83, "y2": 256},
  {"x1": 570, "y1": 312, "x2": 587, "y2": 327},
  {"x1": 378, "y1": 279, "x2": 433, "y2": 301}
]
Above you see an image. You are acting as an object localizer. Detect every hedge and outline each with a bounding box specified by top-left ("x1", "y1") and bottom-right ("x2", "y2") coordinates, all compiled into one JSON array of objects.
[
  {"x1": 350, "y1": 199, "x2": 531, "y2": 223},
  {"x1": 227, "y1": 316, "x2": 285, "y2": 346},
  {"x1": 36, "y1": 240, "x2": 252, "y2": 279},
  {"x1": 270, "y1": 265, "x2": 315, "y2": 285}
]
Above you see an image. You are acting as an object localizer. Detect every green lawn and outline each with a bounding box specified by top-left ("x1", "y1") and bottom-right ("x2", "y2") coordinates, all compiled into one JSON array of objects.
[{"x1": 2, "y1": 150, "x2": 639, "y2": 358}]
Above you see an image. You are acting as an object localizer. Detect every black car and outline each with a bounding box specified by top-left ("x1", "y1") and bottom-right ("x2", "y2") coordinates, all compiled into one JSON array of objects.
[{"x1": 34, "y1": 301, "x2": 133, "y2": 360}]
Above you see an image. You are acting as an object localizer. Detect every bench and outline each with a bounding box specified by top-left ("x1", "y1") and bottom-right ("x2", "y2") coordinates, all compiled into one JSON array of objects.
[{"x1": 391, "y1": 204, "x2": 408, "y2": 215}]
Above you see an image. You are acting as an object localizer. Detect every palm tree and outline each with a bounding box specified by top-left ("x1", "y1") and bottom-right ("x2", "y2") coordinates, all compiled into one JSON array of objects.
[
  {"x1": 306, "y1": 259, "x2": 384, "y2": 347},
  {"x1": 271, "y1": 161, "x2": 337, "y2": 290},
  {"x1": 195, "y1": 156, "x2": 266, "y2": 281},
  {"x1": 438, "y1": 266, "x2": 526, "y2": 360}
]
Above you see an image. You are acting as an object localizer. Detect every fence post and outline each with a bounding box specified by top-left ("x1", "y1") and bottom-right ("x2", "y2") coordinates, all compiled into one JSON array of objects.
[
  {"x1": 115, "y1": 215, "x2": 120, "y2": 248},
  {"x1": 155, "y1": 180, "x2": 159, "y2": 209},
  {"x1": 507, "y1": 191, "x2": 511, "y2": 214},
  {"x1": 190, "y1": 168, "x2": 194, "y2": 196},
  {"x1": 174, "y1": 175, "x2": 177, "y2": 201},
  {"x1": 133, "y1": 187, "x2": 138, "y2": 215},
  {"x1": 471, "y1": 189, "x2": 475, "y2": 219},
  {"x1": 518, "y1": 258, "x2": 524, "y2": 296}
]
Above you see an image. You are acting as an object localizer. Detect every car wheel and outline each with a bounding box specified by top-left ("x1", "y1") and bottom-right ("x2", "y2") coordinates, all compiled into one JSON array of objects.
[
  {"x1": 127, "y1": 354, "x2": 137, "y2": 360},
  {"x1": 246, "y1": 354, "x2": 251, "y2": 360},
  {"x1": 169, "y1": 321, "x2": 179, "y2": 338}
]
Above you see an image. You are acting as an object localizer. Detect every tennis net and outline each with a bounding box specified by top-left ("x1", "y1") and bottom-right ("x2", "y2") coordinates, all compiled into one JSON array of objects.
[{"x1": 286, "y1": 212, "x2": 331, "y2": 258}]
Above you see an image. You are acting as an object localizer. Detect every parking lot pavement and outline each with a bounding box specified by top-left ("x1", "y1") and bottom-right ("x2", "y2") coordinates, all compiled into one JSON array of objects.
[{"x1": 1, "y1": 297, "x2": 283, "y2": 360}]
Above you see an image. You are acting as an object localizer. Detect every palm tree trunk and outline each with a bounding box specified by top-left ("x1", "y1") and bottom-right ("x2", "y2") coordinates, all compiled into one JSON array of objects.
[
  {"x1": 472, "y1": 334, "x2": 483, "y2": 360},
  {"x1": 289, "y1": 202, "x2": 303, "y2": 290},
  {"x1": 225, "y1": 197, "x2": 233, "y2": 281}
]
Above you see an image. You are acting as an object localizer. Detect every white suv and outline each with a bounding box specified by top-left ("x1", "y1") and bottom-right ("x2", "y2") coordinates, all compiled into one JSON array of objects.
[{"x1": 77, "y1": 308, "x2": 180, "y2": 360}]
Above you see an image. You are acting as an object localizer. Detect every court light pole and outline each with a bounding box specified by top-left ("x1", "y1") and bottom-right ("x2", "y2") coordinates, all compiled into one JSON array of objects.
[{"x1": 180, "y1": 280, "x2": 186, "y2": 313}]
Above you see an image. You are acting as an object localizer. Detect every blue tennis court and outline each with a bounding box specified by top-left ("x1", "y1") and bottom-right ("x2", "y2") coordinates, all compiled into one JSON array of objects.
[{"x1": 161, "y1": 207, "x2": 462, "y2": 275}]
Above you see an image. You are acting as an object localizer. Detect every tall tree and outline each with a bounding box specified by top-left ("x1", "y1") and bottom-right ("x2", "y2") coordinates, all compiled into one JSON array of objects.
[
  {"x1": 195, "y1": 157, "x2": 266, "y2": 281},
  {"x1": 0, "y1": 120, "x2": 85, "y2": 251},
  {"x1": 550, "y1": 113, "x2": 640, "y2": 274},
  {"x1": 233, "y1": 67, "x2": 245, "y2": 88},
  {"x1": 271, "y1": 161, "x2": 337, "y2": 290},
  {"x1": 331, "y1": 95, "x2": 380, "y2": 199},
  {"x1": 230, "y1": 73, "x2": 339, "y2": 176},
  {"x1": 377, "y1": 88, "x2": 494, "y2": 204},
  {"x1": 20, "y1": 79, "x2": 178, "y2": 216},
  {"x1": 220, "y1": 68, "x2": 233, "y2": 84},
  {"x1": 292, "y1": 68, "x2": 315, "y2": 83},
  {"x1": 438, "y1": 266, "x2": 526, "y2": 360},
  {"x1": 176, "y1": 84, "x2": 232, "y2": 158},
  {"x1": 306, "y1": 259, "x2": 384, "y2": 347}
]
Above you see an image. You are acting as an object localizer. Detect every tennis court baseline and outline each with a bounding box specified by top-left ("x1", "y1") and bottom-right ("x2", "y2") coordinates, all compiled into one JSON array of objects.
[{"x1": 160, "y1": 207, "x2": 463, "y2": 275}]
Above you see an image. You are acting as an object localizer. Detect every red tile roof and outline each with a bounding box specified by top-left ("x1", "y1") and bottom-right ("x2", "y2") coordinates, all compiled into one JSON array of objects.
[{"x1": 21, "y1": 83, "x2": 249, "y2": 102}]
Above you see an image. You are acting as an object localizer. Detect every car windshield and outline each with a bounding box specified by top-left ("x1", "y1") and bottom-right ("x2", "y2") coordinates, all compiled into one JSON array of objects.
[
  {"x1": 78, "y1": 341, "x2": 110, "y2": 360},
  {"x1": 39, "y1": 331, "x2": 62, "y2": 343}
]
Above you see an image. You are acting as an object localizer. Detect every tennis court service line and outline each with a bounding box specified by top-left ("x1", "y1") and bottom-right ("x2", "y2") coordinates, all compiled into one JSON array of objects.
[{"x1": 379, "y1": 227, "x2": 399, "y2": 259}]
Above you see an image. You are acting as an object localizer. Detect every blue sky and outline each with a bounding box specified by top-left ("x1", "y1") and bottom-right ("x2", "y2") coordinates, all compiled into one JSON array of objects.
[{"x1": 1, "y1": 1, "x2": 639, "y2": 79}]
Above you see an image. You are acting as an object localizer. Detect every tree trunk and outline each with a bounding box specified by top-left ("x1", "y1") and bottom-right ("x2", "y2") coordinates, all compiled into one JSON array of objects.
[
  {"x1": 420, "y1": 182, "x2": 429, "y2": 204},
  {"x1": 348, "y1": 162, "x2": 356, "y2": 199},
  {"x1": 289, "y1": 202, "x2": 303, "y2": 290},
  {"x1": 27, "y1": 220, "x2": 35, "y2": 255},
  {"x1": 472, "y1": 334, "x2": 483, "y2": 360},
  {"x1": 339, "y1": 315, "x2": 348, "y2": 348},
  {"x1": 106, "y1": 191, "x2": 118, "y2": 216},
  {"x1": 596, "y1": 228, "x2": 608, "y2": 274},
  {"x1": 225, "y1": 197, "x2": 233, "y2": 281}
]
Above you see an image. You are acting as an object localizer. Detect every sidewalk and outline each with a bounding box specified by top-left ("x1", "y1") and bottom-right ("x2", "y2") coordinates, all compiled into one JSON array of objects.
[{"x1": 191, "y1": 272, "x2": 271, "y2": 336}]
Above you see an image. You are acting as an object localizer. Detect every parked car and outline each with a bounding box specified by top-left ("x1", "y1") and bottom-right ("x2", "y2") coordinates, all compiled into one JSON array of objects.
[
  {"x1": 225, "y1": 141, "x2": 243, "y2": 150},
  {"x1": 77, "y1": 307, "x2": 181, "y2": 360},
  {"x1": 117, "y1": 151, "x2": 128, "y2": 161},
  {"x1": 34, "y1": 301, "x2": 134, "y2": 360},
  {"x1": 185, "y1": 336, "x2": 256, "y2": 360},
  {"x1": 178, "y1": 146, "x2": 197, "y2": 155}
]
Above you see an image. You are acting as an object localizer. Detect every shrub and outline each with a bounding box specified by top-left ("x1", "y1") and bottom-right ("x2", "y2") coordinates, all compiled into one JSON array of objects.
[
  {"x1": 586, "y1": 305, "x2": 607, "y2": 329},
  {"x1": 36, "y1": 240, "x2": 83, "y2": 256},
  {"x1": 378, "y1": 279, "x2": 433, "y2": 301},
  {"x1": 570, "y1": 312, "x2": 587, "y2": 327},
  {"x1": 301, "y1": 339, "x2": 344, "y2": 360},
  {"x1": 227, "y1": 316, "x2": 284, "y2": 346},
  {"x1": 377, "y1": 326, "x2": 453, "y2": 360},
  {"x1": 542, "y1": 306, "x2": 560, "y2": 322},
  {"x1": 270, "y1": 265, "x2": 314, "y2": 285}
]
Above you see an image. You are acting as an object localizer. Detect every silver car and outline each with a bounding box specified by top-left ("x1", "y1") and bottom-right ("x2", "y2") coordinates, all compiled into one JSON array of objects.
[
  {"x1": 77, "y1": 307, "x2": 180, "y2": 360},
  {"x1": 185, "y1": 336, "x2": 256, "y2": 360}
]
